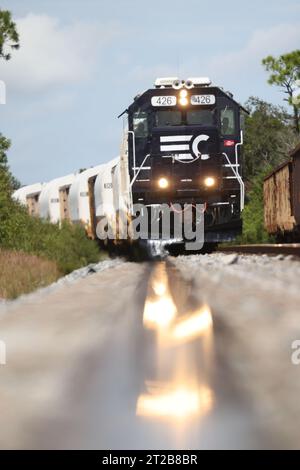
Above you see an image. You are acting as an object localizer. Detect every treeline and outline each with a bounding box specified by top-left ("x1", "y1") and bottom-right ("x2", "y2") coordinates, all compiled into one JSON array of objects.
[
  {"x1": 239, "y1": 50, "x2": 300, "y2": 243},
  {"x1": 241, "y1": 96, "x2": 300, "y2": 243}
]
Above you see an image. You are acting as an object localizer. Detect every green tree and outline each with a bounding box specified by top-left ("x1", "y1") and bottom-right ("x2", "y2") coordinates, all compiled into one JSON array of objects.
[
  {"x1": 0, "y1": 9, "x2": 19, "y2": 60},
  {"x1": 0, "y1": 133, "x2": 10, "y2": 170},
  {"x1": 262, "y1": 50, "x2": 300, "y2": 134},
  {"x1": 0, "y1": 11, "x2": 20, "y2": 191},
  {"x1": 240, "y1": 169, "x2": 272, "y2": 244},
  {"x1": 240, "y1": 97, "x2": 299, "y2": 244},
  {"x1": 0, "y1": 133, "x2": 20, "y2": 190},
  {"x1": 243, "y1": 96, "x2": 299, "y2": 181}
]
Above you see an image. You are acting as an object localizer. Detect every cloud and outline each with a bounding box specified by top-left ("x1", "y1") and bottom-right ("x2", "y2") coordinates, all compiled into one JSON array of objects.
[
  {"x1": 0, "y1": 13, "x2": 119, "y2": 92},
  {"x1": 207, "y1": 23, "x2": 300, "y2": 78},
  {"x1": 127, "y1": 22, "x2": 300, "y2": 102},
  {"x1": 202, "y1": 23, "x2": 300, "y2": 101}
]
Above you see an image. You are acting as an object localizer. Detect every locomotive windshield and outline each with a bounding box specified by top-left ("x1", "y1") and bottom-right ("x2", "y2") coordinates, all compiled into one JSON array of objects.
[
  {"x1": 154, "y1": 109, "x2": 216, "y2": 127},
  {"x1": 186, "y1": 109, "x2": 215, "y2": 126},
  {"x1": 130, "y1": 89, "x2": 239, "y2": 139},
  {"x1": 155, "y1": 110, "x2": 182, "y2": 127}
]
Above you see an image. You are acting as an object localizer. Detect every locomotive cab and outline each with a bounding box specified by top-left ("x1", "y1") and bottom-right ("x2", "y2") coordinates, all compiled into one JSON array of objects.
[{"x1": 123, "y1": 77, "x2": 246, "y2": 243}]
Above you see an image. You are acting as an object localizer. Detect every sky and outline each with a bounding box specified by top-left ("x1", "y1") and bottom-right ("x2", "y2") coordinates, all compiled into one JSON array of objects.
[{"x1": 0, "y1": 0, "x2": 300, "y2": 185}]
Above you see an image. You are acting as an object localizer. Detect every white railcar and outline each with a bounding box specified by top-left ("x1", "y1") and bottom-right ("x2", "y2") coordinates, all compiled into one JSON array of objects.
[
  {"x1": 69, "y1": 165, "x2": 105, "y2": 234},
  {"x1": 12, "y1": 183, "x2": 43, "y2": 206},
  {"x1": 39, "y1": 174, "x2": 76, "y2": 223}
]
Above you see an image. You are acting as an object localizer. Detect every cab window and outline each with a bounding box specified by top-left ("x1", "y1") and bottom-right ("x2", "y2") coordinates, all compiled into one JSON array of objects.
[
  {"x1": 220, "y1": 108, "x2": 235, "y2": 135},
  {"x1": 133, "y1": 112, "x2": 148, "y2": 137},
  {"x1": 187, "y1": 110, "x2": 214, "y2": 126},
  {"x1": 155, "y1": 110, "x2": 182, "y2": 126}
]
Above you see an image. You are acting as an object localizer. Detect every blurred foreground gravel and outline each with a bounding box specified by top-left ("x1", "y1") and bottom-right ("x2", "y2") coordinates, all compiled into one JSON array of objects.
[
  {"x1": 173, "y1": 253, "x2": 300, "y2": 448},
  {"x1": 0, "y1": 253, "x2": 299, "y2": 449}
]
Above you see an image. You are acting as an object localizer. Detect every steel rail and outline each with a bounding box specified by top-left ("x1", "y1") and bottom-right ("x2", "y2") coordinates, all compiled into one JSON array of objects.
[{"x1": 218, "y1": 244, "x2": 300, "y2": 257}]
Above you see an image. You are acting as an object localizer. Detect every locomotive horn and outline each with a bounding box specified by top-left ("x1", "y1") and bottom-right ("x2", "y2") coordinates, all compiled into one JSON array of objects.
[
  {"x1": 185, "y1": 79, "x2": 194, "y2": 89},
  {"x1": 172, "y1": 79, "x2": 184, "y2": 89}
]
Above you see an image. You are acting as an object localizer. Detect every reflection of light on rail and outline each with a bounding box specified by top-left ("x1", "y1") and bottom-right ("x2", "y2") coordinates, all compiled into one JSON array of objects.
[
  {"x1": 172, "y1": 305, "x2": 213, "y2": 342},
  {"x1": 140, "y1": 264, "x2": 215, "y2": 425},
  {"x1": 143, "y1": 297, "x2": 177, "y2": 329},
  {"x1": 152, "y1": 280, "x2": 166, "y2": 296},
  {"x1": 136, "y1": 382, "x2": 213, "y2": 420},
  {"x1": 143, "y1": 263, "x2": 177, "y2": 330}
]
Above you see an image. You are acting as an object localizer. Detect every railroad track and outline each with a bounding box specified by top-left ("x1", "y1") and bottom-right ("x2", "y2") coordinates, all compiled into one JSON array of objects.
[
  {"x1": 218, "y1": 243, "x2": 300, "y2": 257},
  {"x1": 0, "y1": 259, "x2": 272, "y2": 449},
  {"x1": 2, "y1": 255, "x2": 300, "y2": 448}
]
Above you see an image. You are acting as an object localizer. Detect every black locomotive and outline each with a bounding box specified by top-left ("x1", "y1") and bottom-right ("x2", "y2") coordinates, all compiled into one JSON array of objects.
[{"x1": 121, "y1": 77, "x2": 246, "y2": 245}]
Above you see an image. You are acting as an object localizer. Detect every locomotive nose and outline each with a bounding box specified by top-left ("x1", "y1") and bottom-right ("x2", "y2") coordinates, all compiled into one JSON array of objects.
[
  {"x1": 151, "y1": 126, "x2": 220, "y2": 161},
  {"x1": 148, "y1": 126, "x2": 222, "y2": 196}
]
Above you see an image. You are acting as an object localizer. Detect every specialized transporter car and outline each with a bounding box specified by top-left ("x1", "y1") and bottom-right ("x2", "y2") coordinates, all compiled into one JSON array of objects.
[{"x1": 13, "y1": 77, "x2": 246, "y2": 253}]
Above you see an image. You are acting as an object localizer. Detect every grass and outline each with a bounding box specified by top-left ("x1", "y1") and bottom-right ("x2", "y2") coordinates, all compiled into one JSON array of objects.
[
  {"x1": 0, "y1": 154, "x2": 105, "y2": 299},
  {"x1": 0, "y1": 250, "x2": 61, "y2": 299},
  {"x1": 0, "y1": 201, "x2": 106, "y2": 299}
]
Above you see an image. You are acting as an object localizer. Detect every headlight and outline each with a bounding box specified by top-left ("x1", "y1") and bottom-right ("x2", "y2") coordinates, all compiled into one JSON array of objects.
[
  {"x1": 158, "y1": 177, "x2": 169, "y2": 189},
  {"x1": 204, "y1": 177, "x2": 215, "y2": 188},
  {"x1": 179, "y1": 89, "x2": 188, "y2": 106}
]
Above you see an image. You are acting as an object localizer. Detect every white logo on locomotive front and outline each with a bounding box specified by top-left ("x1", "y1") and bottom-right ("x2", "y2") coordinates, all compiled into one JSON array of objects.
[
  {"x1": 159, "y1": 134, "x2": 210, "y2": 160},
  {"x1": 191, "y1": 134, "x2": 210, "y2": 160},
  {"x1": 160, "y1": 135, "x2": 193, "y2": 160}
]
